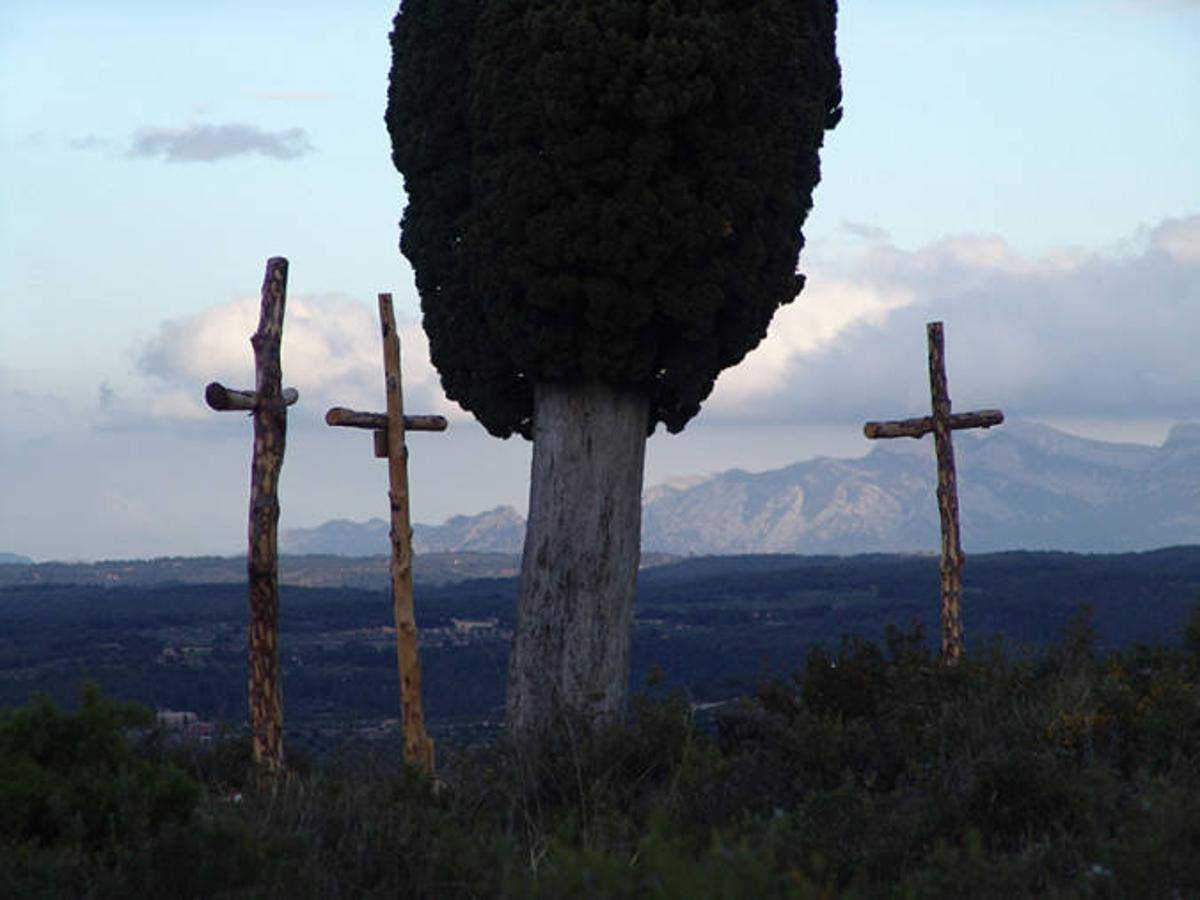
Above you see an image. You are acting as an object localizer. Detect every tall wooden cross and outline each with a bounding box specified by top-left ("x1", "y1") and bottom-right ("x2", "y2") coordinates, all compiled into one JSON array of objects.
[
  {"x1": 205, "y1": 256, "x2": 298, "y2": 774},
  {"x1": 326, "y1": 293, "x2": 447, "y2": 773},
  {"x1": 863, "y1": 321, "x2": 1003, "y2": 666}
]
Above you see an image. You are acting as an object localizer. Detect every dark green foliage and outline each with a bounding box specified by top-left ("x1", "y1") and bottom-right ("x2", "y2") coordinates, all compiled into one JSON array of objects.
[
  {"x1": 0, "y1": 684, "x2": 266, "y2": 897},
  {"x1": 388, "y1": 0, "x2": 842, "y2": 437},
  {"x1": 704, "y1": 615, "x2": 1200, "y2": 894},
  {"x1": 0, "y1": 684, "x2": 195, "y2": 850},
  {"x1": 5, "y1": 613, "x2": 1200, "y2": 896}
]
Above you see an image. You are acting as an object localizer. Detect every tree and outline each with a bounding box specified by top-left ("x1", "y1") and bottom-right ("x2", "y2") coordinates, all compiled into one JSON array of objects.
[{"x1": 387, "y1": 0, "x2": 842, "y2": 735}]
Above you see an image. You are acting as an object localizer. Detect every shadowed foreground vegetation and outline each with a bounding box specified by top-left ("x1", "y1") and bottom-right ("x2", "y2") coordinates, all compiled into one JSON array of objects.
[{"x1": 3, "y1": 608, "x2": 1199, "y2": 898}]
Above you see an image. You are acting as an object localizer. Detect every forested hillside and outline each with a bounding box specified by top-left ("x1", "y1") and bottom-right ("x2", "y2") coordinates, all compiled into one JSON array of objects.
[{"x1": 3, "y1": 548, "x2": 1197, "y2": 745}]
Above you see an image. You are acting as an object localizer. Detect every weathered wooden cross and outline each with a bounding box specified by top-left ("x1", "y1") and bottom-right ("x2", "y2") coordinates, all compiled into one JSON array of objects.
[
  {"x1": 205, "y1": 256, "x2": 298, "y2": 774},
  {"x1": 863, "y1": 321, "x2": 1003, "y2": 666},
  {"x1": 326, "y1": 293, "x2": 447, "y2": 773}
]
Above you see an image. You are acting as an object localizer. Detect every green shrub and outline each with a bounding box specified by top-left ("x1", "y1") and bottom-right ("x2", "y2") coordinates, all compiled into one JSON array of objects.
[
  {"x1": 0, "y1": 684, "x2": 261, "y2": 897},
  {"x1": 5, "y1": 606, "x2": 1199, "y2": 897},
  {"x1": 0, "y1": 684, "x2": 196, "y2": 849}
]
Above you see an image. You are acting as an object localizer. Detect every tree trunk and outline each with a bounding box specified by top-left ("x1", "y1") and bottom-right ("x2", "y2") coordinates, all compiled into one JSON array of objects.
[{"x1": 506, "y1": 381, "x2": 649, "y2": 736}]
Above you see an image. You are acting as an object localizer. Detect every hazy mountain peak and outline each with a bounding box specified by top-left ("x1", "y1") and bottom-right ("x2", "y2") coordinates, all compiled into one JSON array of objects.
[
  {"x1": 419, "y1": 506, "x2": 526, "y2": 554},
  {"x1": 1164, "y1": 423, "x2": 1200, "y2": 448},
  {"x1": 980, "y1": 420, "x2": 1159, "y2": 473},
  {"x1": 440, "y1": 505, "x2": 522, "y2": 527},
  {"x1": 641, "y1": 419, "x2": 1200, "y2": 555},
  {"x1": 282, "y1": 506, "x2": 526, "y2": 557},
  {"x1": 643, "y1": 473, "x2": 718, "y2": 504}
]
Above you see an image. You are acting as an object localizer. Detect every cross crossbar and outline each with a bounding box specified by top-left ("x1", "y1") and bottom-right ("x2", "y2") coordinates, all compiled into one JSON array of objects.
[
  {"x1": 325, "y1": 407, "x2": 446, "y2": 458},
  {"x1": 325, "y1": 407, "x2": 447, "y2": 431},
  {"x1": 864, "y1": 409, "x2": 1003, "y2": 440},
  {"x1": 206, "y1": 383, "x2": 299, "y2": 412}
]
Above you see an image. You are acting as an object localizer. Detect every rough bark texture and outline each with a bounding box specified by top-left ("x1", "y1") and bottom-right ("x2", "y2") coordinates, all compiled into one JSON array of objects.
[
  {"x1": 207, "y1": 383, "x2": 297, "y2": 412},
  {"x1": 378, "y1": 294, "x2": 435, "y2": 773},
  {"x1": 506, "y1": 382, "x2": 649, "y2": 736},
  {"x1": 247, "y1": 257, "x2": 289, "y2": 774},
  {"x1": 863, "y1": 409, "x2": 1003, "y2": 440},
  {"x1": 927, "y1": 322, "x2": 965, "y2": 667},
  {"x1": 324, "y1": 407, "x2": 447, "y2": 433},
  {"x1": 862, "y1": 321, "x2": 1005, "y2": 668}
]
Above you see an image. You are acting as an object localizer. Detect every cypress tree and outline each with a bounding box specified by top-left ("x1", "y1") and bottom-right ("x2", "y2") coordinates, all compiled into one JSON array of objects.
[{"x1": 387, "y1": 0, "x2": 841, "y2": 734}]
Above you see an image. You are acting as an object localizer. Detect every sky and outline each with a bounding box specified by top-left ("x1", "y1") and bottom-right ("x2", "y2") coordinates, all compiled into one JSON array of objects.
[{"x1": 1, "y1": 1, "x2": 1198, "y2": 561}]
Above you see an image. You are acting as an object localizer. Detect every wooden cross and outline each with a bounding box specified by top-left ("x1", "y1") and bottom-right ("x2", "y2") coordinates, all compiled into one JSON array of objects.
[
  {"x1": 326, "y1": 293, "x2": 447, "y2": 774},
  {"x1": 205, "y1": 256, "x2": 298, "y2": 775},
  {"x1": 863, "y1": 321, "x2": 1003, "y2": 666}
]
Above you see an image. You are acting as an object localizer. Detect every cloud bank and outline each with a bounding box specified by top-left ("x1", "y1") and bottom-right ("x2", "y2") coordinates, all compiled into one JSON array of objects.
[
  {"x1": 707, "y1": 214, "x2": 1200, "y2": 423},
  {"x1": 125, "y1": 294, "x2": 459, "y2": 428},
  {"x1": 128, "y1": 123, "x2": 313, "y2": 162},
  {"x1": 118, "y1": 214, "x2": 1200, "y2": 432}
]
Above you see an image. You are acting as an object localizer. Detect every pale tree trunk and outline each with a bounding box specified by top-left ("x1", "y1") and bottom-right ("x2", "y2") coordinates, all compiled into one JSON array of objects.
[{"x1": 506, "y1": 381, "x2": 649, "y2": 736}]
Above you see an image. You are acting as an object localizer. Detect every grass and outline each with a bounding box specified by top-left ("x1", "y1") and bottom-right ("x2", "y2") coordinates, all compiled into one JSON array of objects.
[{"x1": 3, "y1": 605, "x2": 1199, "y2": 898}]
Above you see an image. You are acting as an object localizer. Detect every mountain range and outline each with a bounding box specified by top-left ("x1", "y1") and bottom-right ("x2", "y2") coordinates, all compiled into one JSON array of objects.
[
  {"x1": 280, "y1": 420, "x2": 1200, "y2": 557},
  {"x1": 282, "y1": 506, "x2": 527, "y2": 557}
]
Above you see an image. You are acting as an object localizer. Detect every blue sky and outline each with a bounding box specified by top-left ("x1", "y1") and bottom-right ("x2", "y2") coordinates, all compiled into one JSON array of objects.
[{"x1": 1, "y1": 1, "x2": 1198, "y2": 560}]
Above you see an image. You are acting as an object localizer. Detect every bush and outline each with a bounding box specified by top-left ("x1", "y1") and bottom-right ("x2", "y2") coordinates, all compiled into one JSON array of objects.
[
  {"x1": 0, "y1": 684, "x2": 197, "y2": 849},
  {"x1": 0, "y1": 684, "x2": 262, "y2": 897},
  {"x1": 5, "y1": 606, "x2": 1199, "y2": 897}
]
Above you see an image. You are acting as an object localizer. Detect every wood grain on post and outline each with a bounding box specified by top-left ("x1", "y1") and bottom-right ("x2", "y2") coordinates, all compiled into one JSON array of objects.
[
  {"x1": 927, "y1": 322, "x2": 965, "y2": 667},
  {"x1": 323, "y1": 297, "x2": 445, "y2": 772},
  {"x1": 861, "y1": 321, "x2": 1003, "y2": 668},
  {"x1": 205, "y1": 258, "x2": 295, "y2": 774},
  {"x1": 863, "y1": 409, "x2": 1003, "y2": 440},
  {"x1": 378, "y1": 293, "x2": 435, "y2": 772},
  {"x1": 324, "y1": 407, "x2": 448, "y2": 432},
  {"x1": 246, "y1": 257, "x2": 289, "y2": 774},
  {"x1": 207, "y1": 383, "x2": 298, "y2": 412},
  {"x1": 324, "y1": 408, "x2": 447, "y2": 459}
]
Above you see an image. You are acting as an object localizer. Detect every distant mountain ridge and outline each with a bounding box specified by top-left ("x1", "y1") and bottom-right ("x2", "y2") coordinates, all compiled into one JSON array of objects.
[
  {"x1": 282, "y1": 421, "x2": 1200, "y2": 556},
  {"x1": 642, "y1": 421, "x2": 1200, "y2": 554},
  {"x1": 281, "y1": 506, "x2": 526, "y2": 556}
]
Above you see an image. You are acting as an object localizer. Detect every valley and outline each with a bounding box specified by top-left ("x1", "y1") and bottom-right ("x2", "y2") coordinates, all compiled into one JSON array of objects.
[{"x1": 3, "y1": 547, "x2": 1198, "y2": 752}]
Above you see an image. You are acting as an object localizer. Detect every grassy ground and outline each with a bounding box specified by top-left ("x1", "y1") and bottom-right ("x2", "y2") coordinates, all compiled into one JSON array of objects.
[{"x1": 3, "y1": 607, "x2": 1199, "y2": 898}]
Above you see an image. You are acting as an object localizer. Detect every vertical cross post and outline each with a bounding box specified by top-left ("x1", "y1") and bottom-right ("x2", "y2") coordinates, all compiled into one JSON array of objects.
[
  {"x1": 927, "y1": 322, "x2": 966, "y2": 666},
  {"x1": 325, "y1": 293, "x2": 447, "y2": 773},
  {"x1": 205, "y1": 256, "x2": 298, "y2": 774},
  {"x1": 863, "y1": 321, "x2": 1003, "y2": 665}
]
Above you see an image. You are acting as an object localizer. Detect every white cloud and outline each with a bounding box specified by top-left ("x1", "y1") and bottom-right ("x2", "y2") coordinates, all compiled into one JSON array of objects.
[
  {"x1": 118, "y1": 213, "x2": 1200, "y2": 433},
  {"x1": 1151, "y1": 215, "x2": 1200, "y2": 263},
  {"x1": 840, "y1": 220, "x2": 891, "y2": 243},
  {"x1": 128, "y1": 123, "x2": 313, "y2": 162},
  {"x1": 707, "y1": 214, "x2": 1200, "y2": 423},
  {"x1": 712, "y1": 278, "x2": 915, "y2": 404},
  {"x1": 126, "y1": 293, "x2": 462, "y2": 428}
]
